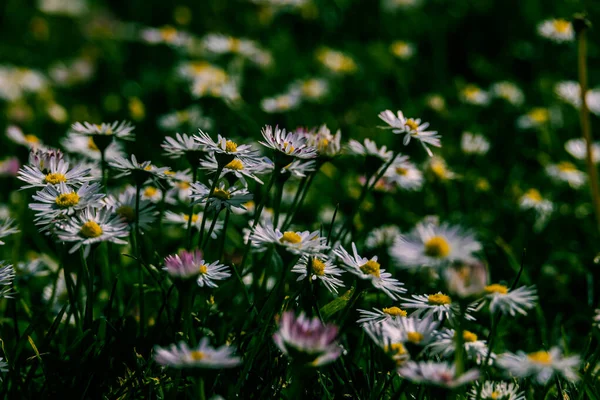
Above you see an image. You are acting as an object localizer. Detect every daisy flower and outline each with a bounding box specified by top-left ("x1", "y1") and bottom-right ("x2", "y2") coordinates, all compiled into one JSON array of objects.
[
  {"x1": 260, "y1": 93, "x2": 302, "y2": 113},
  {"x1": 157, "y1": 105, "x2": 214, "y2": 132},
  {"x1": 481, "y1": 284, "x2": 537, "y2": 316},
  {"x1": 316, "y1": 47, "x2": 357, "y2": 74},
  {"x1": 426, "y1": 156, "x2": 457, "y2": 181},
  {"x1": 468, "y1": 381, "x2": 525, "y2": 400},
  {"x1": 365, "y1": 225, "x2": 401, "y2": 250},
  {"x1": 260, "y1": 125, "x2": 317, "y2": 160},
  {"x1": 357, "y1": 306, "x2": 407, "y2": 326},
  {"x1": 140, "y1": 25, "x2": 192, "y2": 48},
  {"x1": 28, "y1": 148, "x2": 64, "y2": 173},
  {"x1": 426, "y1": 328, "x2": 493, "y2": 365},
  {"x1": 397, "y1": 361, "x2": 479, "y2": 388},
  {"x1": 0, "y1": 262, "x2": 15, "y2": 299},
  {"x1": 29, "y1": 182, "x2": 104, "y2": 222},
  {"x1": 161, "y1": 132, "x2": 205, "y2": 159},
  {"x1": 103, "y1": 186, "x2": 157, "y2": 230},
  {"x1": 250, "y1": 223, "x2": 327, "y2": 256},
  {"x1": 18, "y1": 157, "x2": 93, "y2": 189},
  {"x1": 71, "y1": 120, "x2": 135, "y2": 141},
  {"x1": 61, "y1": 133, "x2": 125, "y2": 162},
  {"x1": 0, "y1": 218, "x2": 19, "y2": 245},
  {"x1": 154, "y1": 338, "x2": 241, "y2": 369},
  {"x1": 391, "y1": 221, "x2": 481, "y2": 270},
  {"x1": 490, "y1": 81, "x2": 525, "y2": 106},
  {"x1": 190, "y1": 181, "x2": 253, "y2": 212},
  {"x1": 565, "y1": 138, "x2": 600, "y2": 163},
  {"x1": 195, "y1": 131, "x2": 258, "y2": 164},
  {"x1": 273, "y1": 311, "x2": 342, "y2": 367},
  {"x1": 164, "y1": 249, "x2": 231, "y2": 288},
  {"x1": 346, "y1": 138, "x2": 393, "y2": 162},
  {"x1": 289, "y1": 78, "x2": 329, "y2": 101},
  {"x1": 199, "y1": 153, "x2": 268, "y2": 185},
  {"x1": 400, "y1": 293, "x2": 476, "y2": 321},
  {"x1": 291, "y1": 254, "x2": 345, "y2": 294},
  {"x1": 461, "y1": 132, "x2": 490, "y2": 155},
  {"x1": 460, "y1": 84, "x2": 491, "y2": 106},
  {"x1": 334, "y1": 242, "x2": 406, "y2": 300},
  {"x1": 109, "y1": 154, "x2": 171, "y2": 181},
  {"x1": 378, "y1": 109, "x2": 441, "y2": 156},
  {"x1": 165, "y1": 170, "x2": 194, "y2": 203},
  {"x1": 362, "y1": 322, "x2": 412, "y2": 365},
  {"x1": 6, "y1": 125, "x2": 43, "y2": 148},
  {"x1": 518, "y1": 188, "x2": 554, "y2": 220},
  {"x1": 383, "y1": 156, "x2": 424, "y2": 191},
  {"x1": 281, "y1": 159, "x2": 317, "y2": 178},
  {"x1": 140, "y1": 185, "x2": 172, "y2": 204},
  {"x1": 537, "y1": 18, "x2": 575, "y2": 43},
  {"x1": 164, "y1": 211, "x2": 222, "y2": 237},
  {"x1": 516, "y1": 108, "x2": 550, "y2": 129},
  {"x1": 545, "y1": 161, "x2": 586, "y2": 188},
  {"x1": 390, "y1": 40, "x2": 415, "y2": 60},
  {"x1": 497, "y1": 348, "x2": 580, "y2": 384},
  {"x1": 555, "y1": 80, "x2": 582, "y2": 108},
  {"x1": 444, "y1": 261, "x2": 488, "y2": 299},
  {"x1": 55, "y1": 206, "x2": 129, "y2": 254},
  {"x1": 300, "y1": 125, "x2": 342, "y2": 158}
]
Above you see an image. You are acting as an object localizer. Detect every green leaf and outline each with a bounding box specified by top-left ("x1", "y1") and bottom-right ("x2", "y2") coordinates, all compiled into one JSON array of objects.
[{"x1": 320, "y1": 287, "x2": 355, "y2": 320}]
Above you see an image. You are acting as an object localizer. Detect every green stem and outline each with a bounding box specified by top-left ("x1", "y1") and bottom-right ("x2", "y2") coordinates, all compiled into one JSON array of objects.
[
  {"x1": 135, "y1": 183, "x2": 145, "y2": 336},
  {"x1": 454, "y1": 302, "x2": 466, "y2": 375},
  {"x1": 198, "y1": 376, "x2": 206, "y2": 400},
  {"x1": 202, "y1": 206, "x2": 223, "y2": 250},
  {"x1": 100, "y1": 149, "x2": 108, "y2": 191},
  {"x1": 272, "y1": 177, "x2": 285, "y2": 228},
  {"x1": 281, "y1": 175, "x2": 308, "y2": 228},
  {"x1": 198, "y1": 164, "x2": 224, "y2": 247},
  {"x1": 282, "y1": 171, "x2": 318, "y2": 231},
  {"x1": 186, "y1": 166, "x2": 199, "y2": 250},
  {"x1": 81, "y1": 248, "x2": 94, "y2": 330},
  {"x1": 218, "y1": 208, "x2": 230, "y2": 261}
]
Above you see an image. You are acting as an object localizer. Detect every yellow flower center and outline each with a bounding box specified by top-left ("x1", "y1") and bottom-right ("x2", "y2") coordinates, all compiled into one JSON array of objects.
[
  {"x1": 164, "y1": 170, "x2": 176, "y2": 176},
  {"x1": 311, "y1": 258, "x2": 326, "y2": 276},
  {"x1": 553, "y1": 19, "x2": 571, "y2": 33},
  {"x1": 190, "y1": 351, "x2": 205, "y2": 361},
  {"x1": 159, "y1": 26, "x2": 178, "y2": 42},
  {"x1": 318, "y1": 138, "x2": 330, "y2": 152},
  {"x1": 558, "y1": 161, "x2": 577, "y2": 172},
  {"x1": 183, "y1": 214, "x2": 199, "y2": 223},
  {"x1": 463, "y1": 85, "x2": 480, "y2": 100},
  {"x1": 225, "y1": 140, "x2": 238, "y2": 153},
  {"x1": 44, "y1": 173, "x2": 67, "y2": 185},
  {"x1": 80, "y1": 220, "x2": 103, "y2": 238},
  {"x1": 302, "y1": 80, "x2": 323, "y2": 97},
  {"x1": 428, "y1": 293, "x2": 451, "y2": 305},
  {"x1": 407, "y1": 331, "x2": 424, "y2": 344},
  {"x1": 55, "y1": 192, "x2": 80, "y2": 208},
  {"x1": 391, "y1": 41, "x2": 409, "y2": 57},
  {"x1": 178, "y1": 181, "x2": 191, "y2": 189},
  {"x1": 25, "y1": 134, "x2": 40, "y2": 144},
  {"x1": 87, "y1": 137, "x2": 99, "y2": 151},
  {"x1": 359, "y1": 260, "x2": 381, "y2": 278},
  {"x1": 404, "y1": 119, "x2": 419, "y2": 131},
  {"x1": 490, "y1": 391, "x2": 500, "y2": 400},
  {"x1": 462, "y1": 330, "x2": 478, "y2": 343},
  {"x1": 144, "y1": 187, "x2": 158, "y2": 198},
  {"x1": 382, "y1": 307, "x2": 407, "y2": 317},
  {"x1": 527, "y1": 351, "x2": 552, "y2": 365},
  {"x1": 395, "y1": 167, "x2": 408, "y2": 176},
  {"x1": 384, "y1": 342, "x2": 406, "y2": 356},
  {"x1": 199, "y1": 264, "x2": 208, "y2": 274},
  {"x1": 280, "y1": 231, "x2": 302, "y2": 244},
  {"x1": 484, "y1": 284, "x2": 508, "y2": 294},
  {"x1": 424, "y1": 236, "x2": 451, "y2": 258},
  {"x1": 225, "y1": 159, "x2": 244, "y2": 170},
  {"x1": 143, "y1": 165, "x2": 153, "y2": 171},
  {"x1": 525, "y1": 188, "x2": 542, "y2": 203},
  {"x1": 430, "y1": 161, "x2": 448, "y2": 179},
  {"x1": 116, "y1": 205, "x2": 135, "y2": 222},
  {"x1": 529, "y1": 108, "x2": 549, "y2": 123},
  {"x1": 211, "y1": 188, "x2": 231, "y2": 200}
]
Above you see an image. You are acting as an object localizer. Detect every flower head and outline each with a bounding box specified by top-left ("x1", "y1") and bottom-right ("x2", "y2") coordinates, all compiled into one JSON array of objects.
[
  {"x1": 164, "y1": 250, "x2": 231, "y2": 288},
  {"x1": 250, "y1": 223, "x2": 327, "y2": 256},
  {"x1": 260, "y1": 125, "x2": 317, "y2": 160},
  {"x1": 154, "y1": 338, "x2": 241, "y2": 369},
  {"x1": 397, "y1": 361, "x2": 479, "y2": 388},
  {"x1": 291, "y1": 255, "x2": 345, "y2": 294},
  {"x1": 468, "y1": 381, "x2": 525, "y2": 400},
  {"x1": 497, "y1": 347, "x2": 580, "y2": 384},
  {"x1": 378, "y1": 109, "x2": 441, "y2": 156},
  {"x1": 482, "y1": 284, "x2": 537, "y2": 316},
  {"x1": 18, "y1": 157, "x2": 93, "y2": 189},
  {"x1": 400, "y1": 292, "x2": 476, "y2": 322},
  {"x1": 71, "y1": 121, "x2": 135, "y2": 141},
  {"x1": 538, "y1": 19, "x2": 574, "y2": 43}
]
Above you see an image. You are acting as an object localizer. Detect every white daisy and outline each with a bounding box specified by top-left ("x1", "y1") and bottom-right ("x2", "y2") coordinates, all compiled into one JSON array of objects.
[
  {"x1": 461, "y1": 132, "x2": 490, "y2": 155},
  {"x1": 316, "y1": 47, "x2": 357, "y2": 74},
  {"x1": 468, "y1": 381, "x2": 525, "y2": 400},
  {"x1": 154, "y1": 338, "x2": 241, "y2": 369},
  {"x1": 565, "y1": 138, "x2": 600, "y2": 163},
  {"x1": 109, "y1": 154, "x2": 171, "y2": 181},
  {"x1": 400, "y1": 293, "x2": 476, "y2": 321},
  {"x1": 70, "y1": 120, "x2": 135, "y2": 141},
  {"x1": 519, "y1": 189, "x2": 553, "y2": 216},
  {"x1": 357, "y1": 306, "x2": 407, "y2": 326},
  {"x1": 103, "y1": 186, "x2": 157, "y2": 230},
  {"x1": 516, "y1": 108, "x2": 550, "y2": 129},
  {"x1": 334, "y1": 242, "x2": 406, "y2": 300},
  {"x1": 29, "y1": 182, "x2": 104, "y2": 223},
  {"x1": 61, "y1": 133, "x2": 125, "y2": 162},
  {"x1": 250, "y1": 223, "x2": 327, "y2": 256},
  {"x1": 273, "y1": 311, "x2": 342, "y2": 367},
  {"x1": 28, "y1": 148, "x2": 64, "y2": 173},
  {"x1": 537, "y1": 19, "x2": 575, "y2": 43},
  {"x1": 161, "y1": 132, "x2": 205, "y2": 159},
  {"x1": 555, "y1": 80, "x2": 582, "y2": 108},
  {"x1": 346, "y1": 138, "x2": 393, "y2": 162},
  {"x1": 194, "y1": 131, "x2": 259, "y2": 164},
  {"x1": 289, "y1": 78, "x2": 329, "y2": 101},
  {"x1": 199, "y1": 153, "x2": 268, "y2": 185},
  {"x1": 490, "y1": 81, "x2": 525, "y2": 106},
  {"x1": 280, "y1": 159, "x2": 317, "y2": 178},
  {"x1": 260, "y1": 93, "x2": 302, "y2": 113},
  {"x1": 426, "y1": 156, "x2": 458, "y2": 181},
  {"x1": 300, "y1": 125, "x2": 342, "y2": 158},
  {"x1": 291, "y1": 254, "x2": 345, "y2": 294},
  {"x1": 390, "y1": 40, "x2": 415, "y2": 60},
  {"x1": 260, "y1": 125, "x2": 317, "y2": 160},
  {"x1": 397, "y1": 361, "x2": 479, "y2": 388},
  {"x1": 0, "y1": 262, "x2": 15, "y2": 299},
  {"x1": 140, "y1": 25, "x2": 192, "y2": 48},
  {"x1": 426, "y1": 328, "x2": 494, "y2": 365},
  {"x1": 18, "y1": 157, "x2": 93, "y2": 189},
  {"x1": 157, "y1": 106, "x2": 214, "y2": 132},
  {"x1": 6, "y1": 125, "x2": 43, "y2": 148},
  {"x1": 482, "y1": 284, "x2": 537, "y2": 316},
  {"x1": 0, "y1": 218, "x2": 19, "y2": 245},
  {"x1": 190, "y1": 181, "x2": 253, "y2": 211},
  {"x1": 460, "y1": 84, "x2": 491, "y2": 106},
  {"x1": 365, "y1": 225, "x2": 401, "y2": 250},
  {"x1": 164, "y1": 249, "x2": 231, "y2": 288},
  {"x1": 383, "y1": 156, "x2": 424, "y2": 191},
  {"x1": 497, "y1": 348, "x2": 580, "y2": 384},
  {"x1": 165, "y1": 170, "x2": 194, "y2": 203},
  {"x1": 545, "y1": 161, "x2": 586, "y2": 188},
  {"x1": 378, "y1": 109, "x2": 441, "y2": 156},
  {"x1": 391, "y1": 221, "x2": 481, "y2": 270},
  {"x1": 55, "y1": 206, "x2": 129, "y2": 254}
]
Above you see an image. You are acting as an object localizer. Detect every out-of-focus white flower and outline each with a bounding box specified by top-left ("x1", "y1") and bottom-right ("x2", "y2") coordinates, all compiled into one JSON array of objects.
[
  {"x1": 461, "y1": 132, "x2": 490, "y2": 155},
  {"x1": 490, "y1": 81, "x2": 524, "y2": 106},
  {"x1": 517, "y1": 108, "x2": 550, "y2": 129},
  {"x1": 398, "y1": 361, "x2": 479, "y2": 388},
  {"x1": 378, "y1": 109, "x2": 441, "y2": 156},
  {"x1": 460, "y1": 84, "x2": 490, "y2": 106},
  {"x1": 426, "y1": 328, "x2": 493, "y2": 365},
  {"x1": 565, "y1": 138, "x2": 600, "y2": 163},
  {"x1": 468, "y1": 381, "x2": 525, "y2": 400},
  {"x1": 154, "y1": 338, "x2": 241, "y2": 369},
  {"x1": 545, "y1": 161, "x2": 586, "y2": 188},
  {"x1": 400, "y1": 292, "x2": 476, "y2": 322},
  {"x1": 316, "y1": 48, "x2": 357, "y2": 74},
  {"x1": 481, "y1": 284, "x2": 537, "y2": 316},
  {"x1": 38, "y1": 0, "x2": 88, "y2": 16},
  {"x1": 140, "y1": 25, "x2": 192, "y2": 47},
  {"x1": 537, "y1": 19, "x2": 575, "y2": 43},
  {"x1": 497, "y1": 348, "x2": 580, "y2": 384},
  {"x1": 390, "y1": 41, "x2": 415, "y2": 60}
]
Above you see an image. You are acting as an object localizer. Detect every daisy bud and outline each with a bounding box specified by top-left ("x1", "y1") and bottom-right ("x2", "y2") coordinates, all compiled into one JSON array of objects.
[{"x1": 444, "y1": 261, "x2": 488, "y2": 299}]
